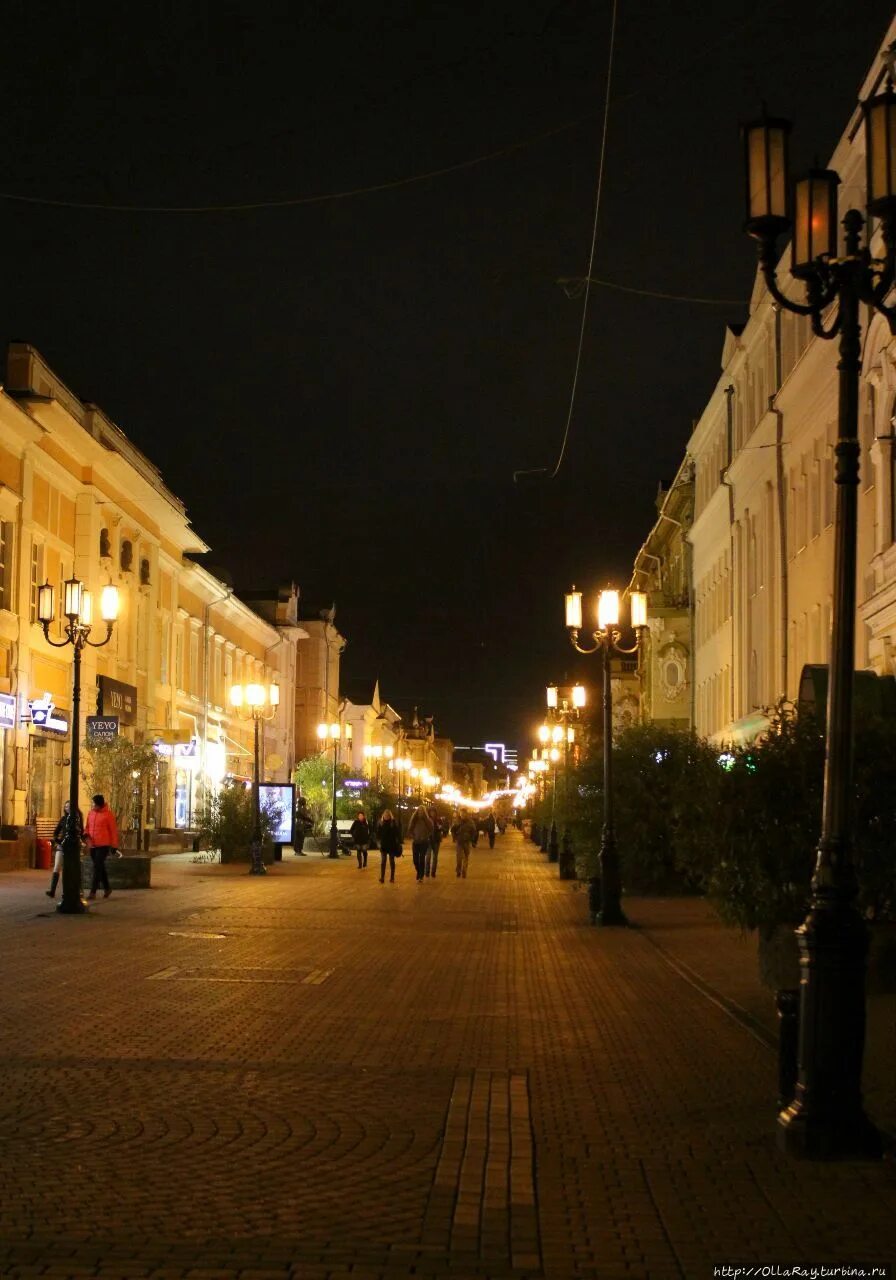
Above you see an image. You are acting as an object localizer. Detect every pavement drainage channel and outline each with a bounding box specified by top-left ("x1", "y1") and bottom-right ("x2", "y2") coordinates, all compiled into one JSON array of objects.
[{"x1": 147, "y1": 965, "x2": 334, "y2": 984}]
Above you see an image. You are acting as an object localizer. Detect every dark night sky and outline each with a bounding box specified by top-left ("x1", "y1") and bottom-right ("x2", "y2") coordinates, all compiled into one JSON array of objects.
[{"x1": 2, "y1": 1, "x2": 893, "y2": 750}]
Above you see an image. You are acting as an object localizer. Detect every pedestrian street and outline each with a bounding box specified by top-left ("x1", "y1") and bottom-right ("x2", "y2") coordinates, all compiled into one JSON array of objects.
[{"x1": 0, "y1": 830, "x2": 893, "y2": 1279}]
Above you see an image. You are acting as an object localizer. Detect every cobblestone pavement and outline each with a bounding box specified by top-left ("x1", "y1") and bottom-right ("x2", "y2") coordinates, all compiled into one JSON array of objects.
[{"x1": 0, "y1": 834, "x2": 893, "y2": 1279}]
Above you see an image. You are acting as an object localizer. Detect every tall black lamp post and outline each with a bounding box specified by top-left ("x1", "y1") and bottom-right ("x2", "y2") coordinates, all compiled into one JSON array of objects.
[
  {"x1": 230, "y1": 681, "x2": 280, "y2": 875},
  {"x1": 740, "y1": 79, "x2": 896, "y2": 1160},
  {"x1": 37, "y1": 576, "x2": 119, "y2": 915},
  {"x1": 317, "y1": 715, "x2": 352, "y2": 858},
  {"x1": 565, "y1": 587, "x2": 647, "y2": 925}
]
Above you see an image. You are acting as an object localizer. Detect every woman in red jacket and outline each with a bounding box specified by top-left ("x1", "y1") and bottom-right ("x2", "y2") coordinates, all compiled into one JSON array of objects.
[{"x1": 85, "y1": 794, "x2": 119, "y2": 899}]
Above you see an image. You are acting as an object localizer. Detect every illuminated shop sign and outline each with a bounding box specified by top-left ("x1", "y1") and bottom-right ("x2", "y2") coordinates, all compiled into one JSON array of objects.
[
  {"x1": 0, "y1": 693, "x2": 15, "y2": 730},
  {"x1": 28, "y1": 694, "x2": 70, "y2": 737}
]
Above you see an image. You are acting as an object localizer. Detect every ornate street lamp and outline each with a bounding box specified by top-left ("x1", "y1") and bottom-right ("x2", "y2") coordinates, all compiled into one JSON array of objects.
[
  {"x1": 38, "y1": 577, "x2": 119, "y2": 914},
  {"x1": 230, "y1": 681, "x2": 280, "y2": 874},
  {"x1": 739, "y1": 79, "x2": 896, "y2": 1161},
  {"x1": 317, "y1": 717, "x2": 352, "y2": 858},
  {"x1": 565, "y1": 586, "x2": 647, "y2": 924}
]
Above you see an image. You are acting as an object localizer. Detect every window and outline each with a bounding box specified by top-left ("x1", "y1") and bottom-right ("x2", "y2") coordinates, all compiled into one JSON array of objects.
[
  {"x1": 120, "y1": 539, "x2": 133, "y2": 573},
  {"x1": 29, "y1": 541, "x2": 44, "y2": 623},
  {"x1": 99, "y1": 528, "x2": 111, "y2": 559},
  {"x1": 810, "y1": 445, "x2": 821, "y2": 540},
  {"x1": 861, "y1": 385, "x2": 876, "y2": 492},
  {"x1": 189, "y1": 632, "x2": 199, "y2": 695},
  {"x1": 140, "y1": 557, "x2": 151, "y2": 586},
  {"x1": 159, "y1": 619, "x2": 170, "y2": 684},
  {"x1": 174, "y1": 629, "x2": 184, "y2": 689},
  {"x1": 823, "y1": 432, "x2": 835, "y2": 528},
  {"x1": 0, "y1": 522, "x2": 12, "y2": 611}
]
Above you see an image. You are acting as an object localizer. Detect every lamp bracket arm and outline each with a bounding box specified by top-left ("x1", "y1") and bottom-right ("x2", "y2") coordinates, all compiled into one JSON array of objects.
[
  {"x1": 85, "y1": 625, "x2": 115, "y2": 650},
  {"x1": 611, "y1": 638, "x2": 640, "y2": 656},
  {"x1": 568, "y1": 630, "x2": 601, "y2": 656},
  {"x1": 39, "y1": 624, "x2": 75, "y2": 649},
  {"x1": 757, "y1": 246, "x2": 814, "y2": 316}
]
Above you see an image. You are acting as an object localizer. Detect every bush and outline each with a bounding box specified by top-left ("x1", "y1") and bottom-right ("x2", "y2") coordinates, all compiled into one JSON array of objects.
[{"x1": 197, "y1": 782, "x2": 277, "y2": 861}]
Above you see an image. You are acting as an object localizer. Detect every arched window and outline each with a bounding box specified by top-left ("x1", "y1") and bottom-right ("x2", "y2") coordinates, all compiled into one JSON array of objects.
[
  {"x1": 140, "y1": 557, "x2": 151, "y2": 586},
  {"x1": 99, "y1": 528, "x2": 111, "y2": 559},
  {"x1": 120, "y1": 539, "x2": 133, "y2": 572}
]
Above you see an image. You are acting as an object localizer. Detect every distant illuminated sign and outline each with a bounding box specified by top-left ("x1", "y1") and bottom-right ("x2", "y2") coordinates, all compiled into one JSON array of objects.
[
  {"x1": 28, "y1": 694, "x2": 70, "y2": 737},
  {"x1": 484, "y1": 743, "x2": 506, "y2": 764}
]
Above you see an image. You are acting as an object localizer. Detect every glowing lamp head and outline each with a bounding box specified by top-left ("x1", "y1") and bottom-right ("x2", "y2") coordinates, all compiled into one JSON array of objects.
[
  {"x1": 63, "y1": 576, "x2": 83, "y2": 621},
  {"x1": 549, "y1": 748, "x2": 560, "y2": 762},
  {"x1": 598, "y1": 589, "x2": 619, "y2": 630},
  {"x1": 742, "y1": 113, "x2": 791, "y2": 239},
  {"x1": 572, "y1": 684, "x2": 586, "y2": 708},
  {"x1": 567, "y1": 726, "x2": 575, "y2": 743},
  {"x1": 100, "y1": 583, "x2": 119, "y2": 622},
  {"x1": 79, "y1": 590, "x2": 93, "y2": 626},
  {"x1": 317, "y1": 723, "x2": 328, "y2": 739},
  {"x1": 546, "y1": 684, "x2": 558, "y2": 708},
  {"x1": 37, "y1": 581, "x2": 55, "y2": 624},
  {"x1": 384, "y1": 745, "x2": 394, "y2": 758},
  {"x1": 269, "y1": 683, "x2": 280, "y2": 707},
  {"x1": 330, "y1": 723, "x2": 340, "y2": 739},
  {"x1": 537, "y1": 725, "x2": 550, "y2": 744},
  {"x1": 551, "y1": 726, "x2": 564, "y2": 744},
  {"x1": 246, "y1": 683, "x2": 266, "y2": 707},
  {"x1": 230, "y1": 685, "x2": 244, "y2": 708},
  {"x1": 630, "y1": 590, "x2": 648, "y2": 630},
  {"x1": 565, "y1": 587, "x2": 583, "y2": 630}
]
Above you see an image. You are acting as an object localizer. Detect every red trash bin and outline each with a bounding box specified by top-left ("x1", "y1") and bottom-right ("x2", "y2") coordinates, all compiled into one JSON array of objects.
[{"x1": 35, "y1": 837, "x2": 53, "y2": 870}]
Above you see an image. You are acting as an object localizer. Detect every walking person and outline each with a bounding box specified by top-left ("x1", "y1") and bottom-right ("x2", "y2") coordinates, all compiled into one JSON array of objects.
[
  {"x1": 425, "y1": 808, "x2": 444, "y2": 879},
  {"x1": 294, "y1": 795, "x2": 311, "y2": 855},
  {"x1": 407, "y1": 805, "x2": 434, "y2": 883},
  {"x1": 376, "y1": 809, "x2": 402, "y2": 883},
  {"x1": 451, "y1": 809, "x2": 478, "y2": 880},
  {"x1": 350, "y1": 810, "x2": 371, "y2": 868},
  {"x1": 484, "y1": 809, "x2": 497, "y2": 849},
  {"x1": 84, "y1": 794, "x2": 119, "y2": 900},
  {"x1": 45, "y1": 800, "x2": 83, "y2": 898}
]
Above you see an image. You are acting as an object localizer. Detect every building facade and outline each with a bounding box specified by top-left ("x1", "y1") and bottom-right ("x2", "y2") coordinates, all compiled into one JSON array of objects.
[{"x1": 0, "y1": 344, "x2": 297, "y2": 838}]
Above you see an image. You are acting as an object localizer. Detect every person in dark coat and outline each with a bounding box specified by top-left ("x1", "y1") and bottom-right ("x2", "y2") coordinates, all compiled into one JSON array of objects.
[
  {"x1": 407, "y1": 805, "x2": 434, "y2": 883},
  {"x1": 484, "y1": 810, "x2": 497, "y2": 849},
  {"x1": 350, "y1": 810, "x2": 371, "y2": 869},
  {"x1": 376, "y1": 809, "x2": 403, "y2": 883},
  {"x1": 46, "y1": 800, "x2": 83, "y2": 898},
  {"x1": 425, "y1": 808, "x2": 444, "y2": 879},
  {"x1": 294, "y1": 796, "x2": 312, "y2": 855}
]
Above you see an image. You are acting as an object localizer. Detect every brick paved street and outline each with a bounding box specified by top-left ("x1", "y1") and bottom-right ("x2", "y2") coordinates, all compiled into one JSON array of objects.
[{"x1": 0, "y1": 831, "x2": 893, "y2": 1279}]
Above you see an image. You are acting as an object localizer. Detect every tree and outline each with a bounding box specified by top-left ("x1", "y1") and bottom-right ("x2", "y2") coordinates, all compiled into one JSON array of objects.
[
  {"x1": 292, "y1": 752, "x2": 358, "y2": 834},
  {"x1": 196, "y1": 781, "x2": 278, "y2": 862},
  {"x1": 80, "y1": 736, "x2": 158, "y2": 837}
]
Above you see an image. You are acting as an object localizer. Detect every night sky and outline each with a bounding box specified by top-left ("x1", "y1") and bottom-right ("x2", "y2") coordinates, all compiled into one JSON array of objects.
[{"x1": 2, "y1": 1, "x2": 893, "y2": 751}]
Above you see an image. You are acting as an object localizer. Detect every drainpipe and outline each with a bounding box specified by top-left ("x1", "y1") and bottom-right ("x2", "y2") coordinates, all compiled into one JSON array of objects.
[
  {"x1": 723, "y1": 385, "x2": 736, "y2": 727},
  {"x1": 771, "y1": 304, "x2": 789, "y2": 696}
]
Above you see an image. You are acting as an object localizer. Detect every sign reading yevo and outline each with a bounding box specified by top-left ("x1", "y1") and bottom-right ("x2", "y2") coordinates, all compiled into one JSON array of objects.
[{"x1": 86, "y1": 716, "x2": 119, "y2": 744}]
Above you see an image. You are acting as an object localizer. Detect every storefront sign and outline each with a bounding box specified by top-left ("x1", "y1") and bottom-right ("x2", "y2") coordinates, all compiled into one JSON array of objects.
[
  {"x1": 28, "y1": 695, "x2": 69, "y2": 737},
  {"x1": 0, "y1": 693, "x2": 15, "y2": 730},
  {"x1": 87, "y1": 715, "x2": 119, "y2": 744},
  {"x1": 97, "y1": 676, "x2": 137, "y2": 725},
  {"x1": 344, "y1": 778, "x2": 369, "y2": 789}
]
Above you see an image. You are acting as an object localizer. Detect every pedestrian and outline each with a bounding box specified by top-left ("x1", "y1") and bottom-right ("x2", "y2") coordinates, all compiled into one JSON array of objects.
[
  {"x1": 294, "y1": 795, "x2": 312, "y2": 855},
  {"x1": 84, "y1": 794, "x2": 119, "y2": 900},
  {"x1": 407, "y1": 805, "x2": 434, "y2": 883},
  {"x1": 376, "y1": 809, "x2": 403, "y2": 883},
  {"x1": 484, "y1": 809, "x2": 497, "y2": 849},
  {"x1": 350, "y1": 810, "x2": 371, "y2": 869},
  {"x1": 451, "y1": 808, "x2": 478, "y2": 879},
  {"x1": 45, "y1": 800, "x2": 83, "y2": 898},
  {"x1": 425, "y1": 808, "x2": 444, "y2": 879}
]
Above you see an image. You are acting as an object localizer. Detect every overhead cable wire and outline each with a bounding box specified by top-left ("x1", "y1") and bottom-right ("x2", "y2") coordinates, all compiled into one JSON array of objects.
[
  {"x1": 558, "y1": 275, "x2": 747, "y2": 307},
  {"x1": 514, "y1": 0, "x2": 618, "y2": 484}
]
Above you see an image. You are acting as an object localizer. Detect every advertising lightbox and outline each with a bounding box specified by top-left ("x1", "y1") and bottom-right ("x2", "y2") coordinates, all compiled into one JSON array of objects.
[{"x1": 259, "y1": 783, "x2": 295, "y2": 845}]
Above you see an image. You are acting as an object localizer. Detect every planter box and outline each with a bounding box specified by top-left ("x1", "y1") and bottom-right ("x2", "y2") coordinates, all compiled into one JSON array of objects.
[
  {"x1": 219, "y1": 844, "x2": 275, "y2": 865},
  {"x1": 80, "y1": 855, "x2": 151, "y2": 889}
]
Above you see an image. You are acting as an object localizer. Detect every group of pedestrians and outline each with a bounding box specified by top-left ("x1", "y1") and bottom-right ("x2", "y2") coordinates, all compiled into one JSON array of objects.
[
  {"x1": 345, "y1": 806, "x2": 485, "y2": 883},
  {"x1": 44, "y1": 794, "x2": 120, "y2": 900}
]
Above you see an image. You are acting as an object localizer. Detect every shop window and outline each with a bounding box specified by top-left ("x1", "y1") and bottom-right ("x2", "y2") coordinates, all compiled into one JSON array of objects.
[
  {"x1": 0, "y1": 522, "x2": 12, "y2": 611},
  {"x1": 120, "y1": 539, "x2": 133, "y2": 573},
  {"x1": 99, "y1": 527, "x2": 111, "y2": 559}
]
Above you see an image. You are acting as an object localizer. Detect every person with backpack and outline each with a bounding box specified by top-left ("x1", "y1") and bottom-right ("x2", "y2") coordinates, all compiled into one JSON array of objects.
[
  {"x1": 407, "y1": 805, "x2": 434, "y2": 883},
  {"x1": 425, "y1": 808, "x2": 444, "y2": 879},
  {"x1": 451, "y1": 809, "x2": 478, "y2": 879}
]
